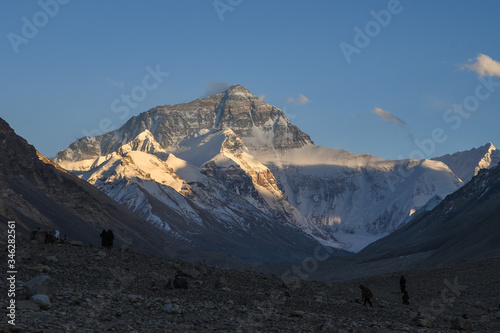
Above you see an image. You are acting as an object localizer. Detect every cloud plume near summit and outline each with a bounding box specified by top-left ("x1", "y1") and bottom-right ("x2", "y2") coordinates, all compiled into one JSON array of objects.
[
  {"x1": 205, "y1": 80, "x2": 231, "y2": 96},
  {"x1": 286, "y1": 94, "x2": 311, "y2": 105},
  {"x1": 372, "y1": 107, "x2": 407, "y2": 128},
  {"x1": 461, "y1": 54, "x2": 500, "y2": 77}
]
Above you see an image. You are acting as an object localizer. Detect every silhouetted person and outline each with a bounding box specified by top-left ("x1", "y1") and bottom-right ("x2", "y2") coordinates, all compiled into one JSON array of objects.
[
  {"x1": 107, "y1": 229, "x2": 114, "y2": 249},
  {"x1": 100, "y1": 229, "x2": 108, "y2": 248},
  {"x1": 400, "y1": 275, "x2": 406, "y2": 293},
  {"x1": 402, "y1": 291, "x2": 409, "y2": 305},
  {"x1": 359, "y1": 285, "x2": 373, "y2": 307}
]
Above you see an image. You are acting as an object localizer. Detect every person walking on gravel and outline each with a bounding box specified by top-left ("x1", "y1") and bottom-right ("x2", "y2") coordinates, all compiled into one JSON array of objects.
[
  {"x1": 359, "y1": 285, "x2": 373, "y2": 307},
  {"x1": 400, "y1": 275, "x2": 406, "y2": 293}
]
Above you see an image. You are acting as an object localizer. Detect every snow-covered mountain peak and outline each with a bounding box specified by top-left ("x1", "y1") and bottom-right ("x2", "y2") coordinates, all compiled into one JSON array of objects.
[
  {"x1": 53, "y1": 86, "x2": 469, "y2": 253},
  {"x1": 433, "y1": 142, "x2": 500, "y2": 182},
  {"x1": 116, "y1": 129, "x2": 167, "y2": 157},
  {"x1": 223, "y1": 84, "x2": 258, "y2": 100},
  {"x1": 484, "y1": 141, "x2": 496, "y2": 150}
]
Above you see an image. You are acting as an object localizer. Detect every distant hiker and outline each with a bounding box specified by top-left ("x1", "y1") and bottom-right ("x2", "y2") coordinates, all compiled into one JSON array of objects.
[
  {"x1": 44, "y1": 230, "x2": 56, "y2": 243},
  {"x1": 100, "y1": 229, "x2": 108, "y2": 248},
  {"x1": 399, "y1": 275, "x2": 406, "y2": 293},
  {"x1": 402, "y1": 291, "x2": 410, "y2": 305},
  {"x1": 359, "y1": 285, "x2": 373, "y2": 307},
  {"x1": 30, "y1": 227, "x2": 44, "y2": 243},
  {"x1": 107, "y1": 230, "x2": 114, "y2": 249}
]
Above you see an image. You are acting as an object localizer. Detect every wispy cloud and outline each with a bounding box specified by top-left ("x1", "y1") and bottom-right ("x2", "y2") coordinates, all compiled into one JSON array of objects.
[
  {"x1": 372, "y1": 107, "x2": 407, "y2": 128},
  {"x1": 106, "y1": 77, "x2": 124, "y2": 88},
  {"x1": 286, "y1": 94, "x2": 311, "y2": 105},
  {"x1": 297, "y1": 94, "x2": 310, "y2": 104},
  {"x1": 258, "y1": 94, "x2": 266, "y2": 101},
  {"x1": 461, "y1": 54, "x2": 500, "y2": 77},
  {"x1": 372, "y1": 107, "x2": 414, "y2": 141},
  {"x1": 205, "y1": 80, "x2": 231, "y2": 96}
]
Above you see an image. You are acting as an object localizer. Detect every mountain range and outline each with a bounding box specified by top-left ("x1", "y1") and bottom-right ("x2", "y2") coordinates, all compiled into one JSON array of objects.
[
  {"x1": 294, "y1": 157, "x2": 500, "y2": 282},
  {"x1": 52, "y1": 84, "x2": 498, "y2": 256},
  {"x1": 0, "y1": 116, "x2": 335, "y2": 265}
]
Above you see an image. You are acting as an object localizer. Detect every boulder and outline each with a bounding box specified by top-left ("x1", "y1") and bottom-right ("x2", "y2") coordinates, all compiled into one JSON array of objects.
[
  {"x1": 25, "y1": 275, "x2": 55, "y2": 297},
  {"x1": 162, "y1": 303, "x2": 181, "y2": 314},
  {"x1": 30, "y1": 294, "x2": 51, "y2": 309}
]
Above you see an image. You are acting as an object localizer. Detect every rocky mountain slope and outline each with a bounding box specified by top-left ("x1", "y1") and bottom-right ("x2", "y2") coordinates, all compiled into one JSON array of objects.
[
  {"x1": 1, "y1": 117, "x2": 332, "y2": 265},
  {"x1": 433, "y1": 142, "x2": 500, "y2": 183},
  {"x1": 0, "y1": 117, "x2": 178, "y2": 256},
  {"x1": 3, "y1": 239, "x2": 500, "y2": 332},
  {"x1": 54, "y1": 85, "x2": 463, "y2": 252}
]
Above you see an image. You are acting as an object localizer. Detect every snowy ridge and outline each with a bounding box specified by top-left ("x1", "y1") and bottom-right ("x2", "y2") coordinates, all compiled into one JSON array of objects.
[
  {"x1": 433, "y1": 142, "x2": 500, "y2": 183},
  {"x1": 257, "y1": 145, "x2": 461, "y2": 251},
  {"x1": 67, "y1": 128, "x2": 342, "y2": 249}
]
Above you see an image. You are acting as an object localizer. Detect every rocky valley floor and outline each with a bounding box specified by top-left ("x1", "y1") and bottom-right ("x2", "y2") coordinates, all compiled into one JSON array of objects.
[{"x1": 2, "y1": 240, "x2": 500, "y2": 333}]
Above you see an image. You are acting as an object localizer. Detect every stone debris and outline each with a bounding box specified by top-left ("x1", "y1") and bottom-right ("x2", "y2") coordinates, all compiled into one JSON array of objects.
[
  {"x1": 5, "y1": 241, "x2": 500, "y2": 332},
  {"x1": 30, "y1": 294, "x2": 51, "y2": 309},
  {"x1": 24, "y1": 275, "x2": 55, "y2": 297}
]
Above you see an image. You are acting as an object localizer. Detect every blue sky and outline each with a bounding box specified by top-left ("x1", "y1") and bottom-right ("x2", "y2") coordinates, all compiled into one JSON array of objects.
[{"x1": 2, "y1": 0, "x2": 500, "y2": 160}]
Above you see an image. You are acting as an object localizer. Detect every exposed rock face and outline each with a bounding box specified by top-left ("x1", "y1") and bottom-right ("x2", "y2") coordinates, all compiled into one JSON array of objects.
[{"x1": 56, "y1": 85, "x2": 312, "y2": 166}]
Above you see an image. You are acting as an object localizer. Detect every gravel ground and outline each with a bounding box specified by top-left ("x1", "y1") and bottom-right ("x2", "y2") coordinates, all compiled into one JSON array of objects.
[{"x1": 2, "y1": 240, "x2": 500, "y2": 332}]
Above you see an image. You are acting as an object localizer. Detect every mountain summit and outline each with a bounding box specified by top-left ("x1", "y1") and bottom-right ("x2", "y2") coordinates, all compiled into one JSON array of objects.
[
  {"x1": 55, "y1": 85, "x2": 464, "y2": 254},
  {"x1": 56, "y1": 84, "x2": 312, "y2": 169}
]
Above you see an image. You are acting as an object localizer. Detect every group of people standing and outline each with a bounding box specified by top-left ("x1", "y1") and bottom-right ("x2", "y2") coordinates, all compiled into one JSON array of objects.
[
  {"x1": 359, "y1": 275, "x2": 411, "y2": 307},
  {"x1": 100, "y1": 229, "x2": 114, "y2": 249}
]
